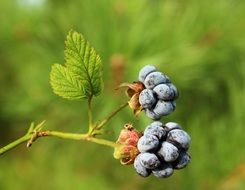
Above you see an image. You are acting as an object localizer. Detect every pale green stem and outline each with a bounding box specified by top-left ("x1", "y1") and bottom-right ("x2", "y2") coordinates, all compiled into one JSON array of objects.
[
  {"x1": 0, "y1": 130, "x2": 118, "y2": 156},
  {"x1": 0, "y1": 134, "x2": 31, "y2": 155},
  {"x1": 46, "y1": 131, "x2": 118, "y2": 148},
  {"x1": 0, "y1": 102, "x2": 128, "y2": 156},
  {"x1": 88, "y1": 96, "x2": 93, "y2": 132},
  {"x1": 96, "y1": 102, "x2": 128, "y2": 130}
]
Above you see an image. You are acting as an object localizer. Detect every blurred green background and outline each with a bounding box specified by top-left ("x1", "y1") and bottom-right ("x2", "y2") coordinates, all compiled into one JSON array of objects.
[{"x1": 0, "y1": 0, "x2": 245, "y2": 189}]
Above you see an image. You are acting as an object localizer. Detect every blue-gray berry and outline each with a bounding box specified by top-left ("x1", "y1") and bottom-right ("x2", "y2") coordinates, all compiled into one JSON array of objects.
[
  {"x1": 137, "y1": 134, "x2": 159, "y2": 152},
  {"x1": 140, "y1": 152, "x2": 161, "y2": 169},
  {"x1": 138, "y1": 65, "x2": 157, "y2": 83},
  {"x1": 152, "y1": 162, "x2": 174, "y2": 178},
  {"x1": 153, "y1": 100, "x2": 176, "y2": 116},
  {"x1": 144, "y1": 71, "x2": 170, "y2": 89},
  {"x1": 145, "y1": 109, "x2": 161, "y2": 120},
  {"x1": 167, "y1": 129, "x2": 191, "y2": 150},
  {"x1": 164, "y1": 122, "x2": 182, "y2": 132},
  {"x1": 144, "y1": 123, "x2": 166, "y2": 140},
  {"x1": 150, "y1": 121, "x2": 164, "y2": 127},
  {"x1": 134, "y1": 154, "x2": 151, "y2": 177},
  {"x1": 173, "y1": 151, "x2": 191, "y2": 169},
  {"x1": 168, "y1": 83, "x2": 179, "y2": 99},
  {"x1": 139, "y1": 89, "x2": 156, "y2": 109},
  {"x1": 157, "y1": 141, "x2": 179, "y2": 162},
  {"x1": 153, "y1": 83, "x2": 175, "y2": 100}
]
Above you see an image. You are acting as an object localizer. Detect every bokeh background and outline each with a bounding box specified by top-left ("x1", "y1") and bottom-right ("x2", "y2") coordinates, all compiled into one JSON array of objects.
[{"x1": 0, "y1": 0, "x2": 245, "y2": 189}]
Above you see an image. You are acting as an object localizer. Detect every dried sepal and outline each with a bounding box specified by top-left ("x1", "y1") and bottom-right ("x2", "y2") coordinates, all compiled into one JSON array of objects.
[
  {"x1": 119, "y1": 82, "x2": 145, "y2": 116},
  {"x1": 113, "y1": 124, "x2": 142, "y2": 165}
]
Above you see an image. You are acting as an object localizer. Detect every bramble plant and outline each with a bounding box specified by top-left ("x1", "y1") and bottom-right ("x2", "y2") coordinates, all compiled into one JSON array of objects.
[{"x1": 0, "y1": 30, "x2": 191, "y2": 179}]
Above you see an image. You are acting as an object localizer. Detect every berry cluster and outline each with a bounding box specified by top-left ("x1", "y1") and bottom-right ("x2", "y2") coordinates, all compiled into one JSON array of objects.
[
  {"x1": 134, "y1": 121, "x2": 191, "y2": 178},
  {"x1": 116, "y1": 65, "x2": 191, "y2": 178},
  {"x1": 138, "y1": 65, "x2": 179, "y2": 120}
]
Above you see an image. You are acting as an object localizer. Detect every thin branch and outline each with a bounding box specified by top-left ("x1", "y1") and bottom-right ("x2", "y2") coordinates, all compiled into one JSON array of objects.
[
  {"x1": 96, "y1": 102, "x2": 128, "y2": 130},
  {"x1": 41, "y1": 130, "x2": 118, "y2": 148},
  {"x1": 0, "y1": 129, "x2": 118, "y2": 156},
  {"x1": 0, "y1": 134, "x2": 31, "y2": 155},
  {"x1": 0, "y1": 102, "x2": 128, "y2": 156}
]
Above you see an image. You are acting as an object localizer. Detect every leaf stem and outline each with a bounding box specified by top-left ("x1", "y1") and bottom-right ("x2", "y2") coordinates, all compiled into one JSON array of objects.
[{"x1": 88, "y1": 95, "x2": 93, "y2": 131}]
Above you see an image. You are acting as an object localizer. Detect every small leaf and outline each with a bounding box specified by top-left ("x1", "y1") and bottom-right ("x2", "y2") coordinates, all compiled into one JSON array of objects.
[
  {"x1": 65, "y1": 30, "x2": 103, "y2": 97},
  {"x1": 50, "y1": 64, "x2": 86, "y2": 100}
]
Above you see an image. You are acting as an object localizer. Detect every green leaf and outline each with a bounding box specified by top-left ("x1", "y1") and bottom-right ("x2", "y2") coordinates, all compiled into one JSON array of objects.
[
  {"x1": 65, "y1": 30, "x2": 103, "y2": 97},
  {"x1": 49, "y1": 30, "x2": 103, "y2": 100},
  {"x1": 50, "y1": 64, "x2": 86, "y2": 100}
]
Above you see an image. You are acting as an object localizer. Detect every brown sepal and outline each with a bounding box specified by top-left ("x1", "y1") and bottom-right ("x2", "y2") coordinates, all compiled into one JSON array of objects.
[{"x1": 119, "y1": 82, "x2": 145, "y2": 116}]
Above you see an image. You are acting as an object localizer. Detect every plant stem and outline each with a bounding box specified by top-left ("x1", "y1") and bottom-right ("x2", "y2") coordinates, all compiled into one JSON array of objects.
[
  {"x1": 0, "y1": 134, "x2": 31, "y2": 155},
  {"x1": 85, "y1": 137, "x2": 118, "y2": 148},
  {"x1": 45, "y1": 131, "x2": 118, "y2": 148},
  {"x1": 96, "y1": 102, "x2": 128, "y2": 130},
  {"x1": 0, "y1": 102, "x2": 128, "y2": 156},
  {"x1": 88, "y1": 96, "x2": 93, "y2": 131},
  {"x1": 0, "y1": 130, "x2": 118, "y2": 156}
]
